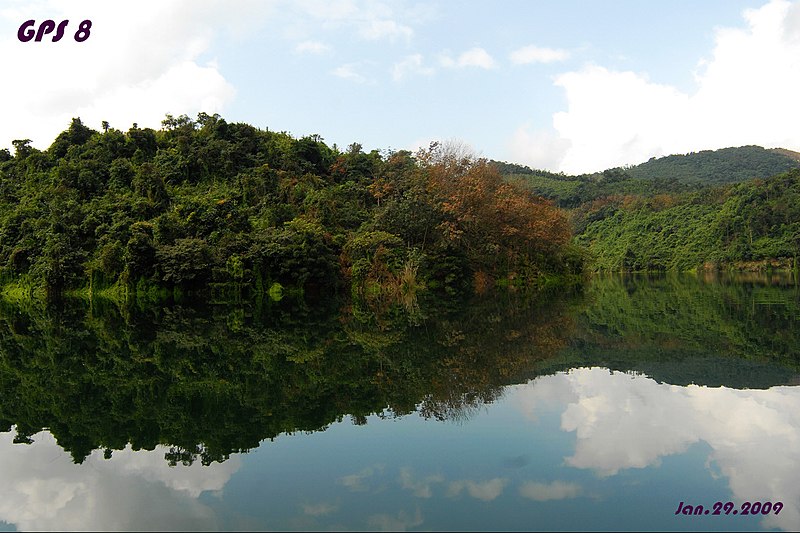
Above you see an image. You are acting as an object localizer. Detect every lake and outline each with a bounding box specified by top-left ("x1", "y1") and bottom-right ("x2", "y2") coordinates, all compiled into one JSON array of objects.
[{"x1": 0, "y1": 273, "x2": 798, "y2": 531}]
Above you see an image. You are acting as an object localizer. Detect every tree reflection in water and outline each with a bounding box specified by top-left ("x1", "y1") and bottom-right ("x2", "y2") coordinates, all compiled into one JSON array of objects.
[
  {"x1": 1, "y1": 273, "x2": 799, "y2": 466},
  {"x1": 0, "y1": 288, "x2": 577, "y2": 465}
]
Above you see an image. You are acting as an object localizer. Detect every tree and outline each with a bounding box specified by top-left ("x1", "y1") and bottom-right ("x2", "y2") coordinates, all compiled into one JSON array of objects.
[{"x1": 12, "y1": 139, "x2": 33, "y2": 158}]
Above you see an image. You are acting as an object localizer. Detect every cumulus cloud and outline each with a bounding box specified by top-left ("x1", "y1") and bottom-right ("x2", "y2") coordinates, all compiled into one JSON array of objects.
[
  {"x1": 509, "y1": 124, "x2": 572, "y2": 173},
  {"x1": 440, "y1": 47, "x2": 496, "y2": 69},
  {"x1": 392, "y1": 54, "x2": 435, "y2": 81},
  {"x1": 510, "y1": 45, "x2": 570, "y2": 65},
  {"x1": 513, "y1": 368, "x2": 800, "y2": 531},
  {"x1": 0, "y1": 0, "x2": 258, "y2": 149},
  {"x1": 0, "y1": 0, "x2": 427, "y2": 150},
  {"x1": 332, "y1": 62, "x2": 371, "y2": 84},
  {"x1": 0, "y1": 430, "x2": 240, "y2": 531},
  {"x1": 514, "y1": 0, "x2": 800, "y2": 173},
  {"x1": 359, "y1": 18, "x2": 413, "y2": 41}
]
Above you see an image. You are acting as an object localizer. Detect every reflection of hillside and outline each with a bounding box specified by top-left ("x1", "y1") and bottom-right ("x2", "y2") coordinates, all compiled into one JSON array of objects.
[
  {"x1": 536, "y1": 274, "x2": 800, "y2": 388},
  {"x1": 3, "y1": 274, "x2": 798, "y2": 465},
  {"x1": 0, "y1": 291, "x2": 576, "y2": 465}
]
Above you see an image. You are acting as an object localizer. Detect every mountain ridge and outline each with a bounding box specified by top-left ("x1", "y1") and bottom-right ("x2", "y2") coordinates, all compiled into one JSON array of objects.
[{"x1": 493, "y1": 144, "x2": 800, "y2": 183}]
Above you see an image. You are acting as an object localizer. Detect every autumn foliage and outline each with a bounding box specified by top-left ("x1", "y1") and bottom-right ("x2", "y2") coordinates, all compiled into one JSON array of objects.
[{"x1": 416, "y1": 142, "x2": 577, "y2": 284}]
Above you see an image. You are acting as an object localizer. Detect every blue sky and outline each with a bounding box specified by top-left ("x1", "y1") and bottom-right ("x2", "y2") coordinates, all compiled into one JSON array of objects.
[{"x1": 2, "y1": 0, "x2": 799, "y2": 173}]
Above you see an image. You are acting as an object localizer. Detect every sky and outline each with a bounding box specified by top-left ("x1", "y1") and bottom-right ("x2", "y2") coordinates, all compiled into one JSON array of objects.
[{"x1": 1, "y1": 0, "x2": 800, "y2": 173}]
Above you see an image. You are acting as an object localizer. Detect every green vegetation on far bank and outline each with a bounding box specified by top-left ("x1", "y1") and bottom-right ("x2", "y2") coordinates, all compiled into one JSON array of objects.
[
  {"x1": 574, "y1": 169, "x2": 800, "y2": 272},
  {"x1": 494, "y1": 146, "x2": 800, "y2": 273}
]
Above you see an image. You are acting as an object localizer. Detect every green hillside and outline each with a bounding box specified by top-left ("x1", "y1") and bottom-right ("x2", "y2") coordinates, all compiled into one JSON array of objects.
[
  {"x1": 575, "y1": 169, "x2": 800, "y2": 271},
  {"x1": 495, "y1": 146, "x2": 800, "y2": 272},
  {"x1": 625, "y1": 145, "x2": 800, "y2": 184},
  {"x1": 495, "y1": 145, "x2": 800, "y2": 208}
]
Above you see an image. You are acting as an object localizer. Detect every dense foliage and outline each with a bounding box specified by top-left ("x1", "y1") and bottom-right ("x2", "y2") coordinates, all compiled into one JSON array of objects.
[
  {"x1": 501, "y1": 146, "x2": 800, "y2": 209},
  {"x1": 0, "y1": 116, "x2": 580, "y2": 298},
  {"x1": 574, "y1": 170, "x2": 800, "y2": 271},
  {"x1": 496, "y1": 147, "x2": 800, "y2": 272},
  {"x1": 625, "y1": 145, "x2": 800, "y2": 184}
]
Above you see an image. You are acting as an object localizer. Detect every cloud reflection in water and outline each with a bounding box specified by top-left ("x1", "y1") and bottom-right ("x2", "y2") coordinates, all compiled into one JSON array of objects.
[{"x1": 514, "y1": 368, "x2": 800, "y2": 531}]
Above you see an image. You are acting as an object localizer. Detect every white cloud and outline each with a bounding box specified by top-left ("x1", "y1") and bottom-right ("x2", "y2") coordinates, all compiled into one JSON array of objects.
[
  {"x1": 550, "y1": 66, "x2": 689, "y2": 173},
  {"x1": 513, "y1": 368, "x2": 800, "y2": 531},
  {"x1": 359, "y1": 18, "x2": 413, "y2": 41},
  {"x1": 447, "y1": 478, "x2": 507, "y2": 501},
  {"x1": 408, "y1": 137, "x2": 442, "y2": 154},
  {"x1": 0, "y1": 0, "x2": 254, "y2": 150},
  {"x1": 509, "y1": 124, "x2": 572, "y2": 172},
  {"x1": 333, "y1": 63, "x2": 371, "y2": 83},
  {"x1": 440, "y1": 47, "x2": 496, "y2": 69},
  {"x1": 295, "y1": 40, "x2": 331, "y2": 54},
  {"x1": 0, "y1": 430, "x2": 240, "y2": 531},
  {"x1": 338, "y1": 465, "x2": 384, "y2": 491},
  {"x1": 398, "y1": 467, "x2": 444, "y2": 498},
  {"x1": 286, "y1": 0, "x2": 416, "y2": 42},
  {"x1": 519, "y1": 480, "x2": 582, "y2": 501},
  {"x1": 510, "y1": 45, "x2": 570, "y2": 65},
  {"x1": 392, "y1": 54, "x2": 434, "y2": 81},
  {"x1": 517, "y1": 0, "x2": 800, "y2": 174}
]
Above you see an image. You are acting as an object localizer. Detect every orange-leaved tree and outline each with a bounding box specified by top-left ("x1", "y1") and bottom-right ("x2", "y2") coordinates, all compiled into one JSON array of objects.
[{"x1": 418, "y1": 142, "x2": 573, "y2": 281}]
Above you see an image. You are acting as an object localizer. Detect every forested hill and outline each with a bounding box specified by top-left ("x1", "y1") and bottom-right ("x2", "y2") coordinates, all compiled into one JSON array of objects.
[
  {"x1": 493, "y1": 146, "x2": 800, "y2": 272},
  {"x1": 624, "y1": 145, "x2": 800, "y2": 184},
  {"x1": 0, "y1": 115, "x2": 581, "y2": 298},
  {"x1": 493, "y1": 145, "x2": 800, "y2": 183},
  {"x1": 494, "y1": 145, "x2": 800, "y2": 208},
  {"x1": 574, "y1": 168, "x2": 800, "y2": 271}
]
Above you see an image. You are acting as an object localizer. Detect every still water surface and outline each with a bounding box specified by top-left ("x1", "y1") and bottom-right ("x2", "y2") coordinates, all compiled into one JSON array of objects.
[{"x1": 0, "y1": 274, "x2": 798, "y2": 531}]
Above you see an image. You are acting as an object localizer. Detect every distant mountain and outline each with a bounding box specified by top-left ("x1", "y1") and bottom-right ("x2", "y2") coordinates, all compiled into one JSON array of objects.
[
  {"x1": 624, "y1": 145, "x2": 800, "y2": 185},
  {"x1": 492, "y1": 145, "x2": 800, "y2": 207}
]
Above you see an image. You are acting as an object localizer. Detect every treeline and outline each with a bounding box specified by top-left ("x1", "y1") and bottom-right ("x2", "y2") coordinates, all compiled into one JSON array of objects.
[
  {"x1": 504, "y1": 145, "x2": 800, "y2": 209},
  {"x1": 0, "y1": 115, "x2": 581, "y2": 299},
  {"x1": 509, "y1": 168, "x2": 696, "y2": 208},
  {"x1": 625, "y1": 145, "x2": 800, "y2": 184}
]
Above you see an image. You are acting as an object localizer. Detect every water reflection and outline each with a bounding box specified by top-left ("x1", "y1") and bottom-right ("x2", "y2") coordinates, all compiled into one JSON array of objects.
[
  {"x1": 0, "y1": 274, "x2": 799, "y2": 530},
  {"x1": 2, "y1": 369, "x2": 797, "y2": 531},
  {"x1": 0, "y1": 431, "x2": 239, "y2": 531},
  {"x1": 516, "y1": 368, "x2": 800, "y2": 531},
  {"x1": 0, "y1": 290, "x2": 576, "y2": 465}
]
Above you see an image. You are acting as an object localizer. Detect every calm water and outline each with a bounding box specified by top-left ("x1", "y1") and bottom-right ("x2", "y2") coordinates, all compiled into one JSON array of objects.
[{"x1": 0, "y1": 274, "x2": 798, "y2": 531}]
